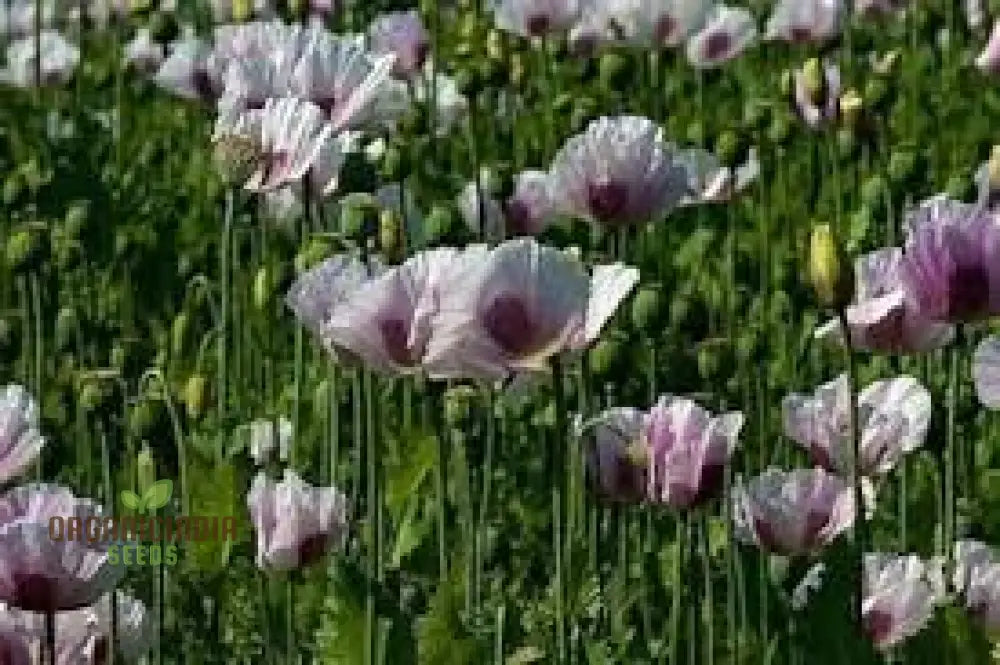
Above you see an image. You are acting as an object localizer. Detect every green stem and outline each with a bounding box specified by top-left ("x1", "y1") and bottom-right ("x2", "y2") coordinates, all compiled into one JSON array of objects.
[{"x1": 551, "y1": 358, "x2": 567, "y2": 663}]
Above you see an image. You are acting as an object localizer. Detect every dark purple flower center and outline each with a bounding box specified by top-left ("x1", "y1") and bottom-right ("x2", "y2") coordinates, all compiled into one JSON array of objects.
[
  {"x1": 653, "y1": 14, "x2": 677, "y2": 44},
  {"x1": 703, "y1": 32, "x2": 732, "y2": 61},
  {"x1": 809, "y1": 445, "x2": 834, "y2": 471},
  {"x1": 192, "y1": 69, "x2": 217, "y2": 103},
  {"x1": 413, "y1": 42, "x2": 431, "y2": 69},
  {"x1": 526, "y1": 14, "x2": 551, "y2": 37},
  {"x1": 948, "y1": 262, "x2": 990, "y2": 320},
  {"x1": 261, "y1": 151, "x2": 291, "y2": 189},
  {"x1": 379, "y1": 318, "x2": 415, "y2": 366},
  {"x1": 863, "y1": 609, "x2": 895, "y2": 646},
  {"x1": 504, "y1": 199, "x2": 533, "y2": 236},
  {"x1": 866, "y1": 307, "x2": 907, "y2": 351},
  {"x1": 788, "y1": 26, "x2": 813, "y2": 43},
  {"x1": 753, "y1": 507, "x2": 830, "y2": 555},
  {"x1": 690, "y1": 462, "x2": 726, "y2": 506},
  {"x1": 483, "y1": 294, "x2": 535, "y2": 355},
  {"x1": 11, "y1": 573, "x2": 59, "y2": 613},
  {"x1": 297, "y1": 533, "x2": 330, "y2": 567},
  {"x1": 93, "y1": 637, "x2": 110, "y2": 665},
  {"x1": 587, "y1": 180, "x2": 629, "y2": 224}
]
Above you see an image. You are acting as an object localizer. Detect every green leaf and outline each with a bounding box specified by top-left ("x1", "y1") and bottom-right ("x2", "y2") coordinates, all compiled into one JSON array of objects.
[
  {"x1": 120, "y1": 490, "x2": 141, "y2": 511},
  {"x1": 142, "y1": 479, "x2": 173, "y2": 511}
]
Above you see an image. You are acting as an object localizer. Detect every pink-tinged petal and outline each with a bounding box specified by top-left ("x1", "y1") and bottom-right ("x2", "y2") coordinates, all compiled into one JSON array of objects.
[
  {"x1": 505, "y1": 170, "x2": 558, "y2": 236},
  {"x1": 862, "y1": 554, "x2": 945, "y2": 649},
  {"x1": 581, "y1": 407, "x2": 649, "y2": 502},
  {"x1": 765, "y1": 0, "x2": 843, "y2": 43},
  {"x1": 493, "y1": 0, "x2": 581, "y2": 37},
  {"x1": 572, "y1": 263, "x2": 640, "y2": 348},
  {"x1": 247, "y1": 470, "x2": 349, "y2": 571},
  {"x1": 323, "y1": 248, "x2": 460, "y2": 375},
  {"x1": 0, "y1": 385, "x2": 45, "y2": 487},
  {"x1": 733, "y1": 467, "x2": 854, "y2": 555},
  {"x1": 978, "y1": 21, "x2": 1000, "y2": 74},
  {"x1": 286, "y1": 254, "x2": 383, "y2": 338},
  {"x1": 458, "y1": 173, "x2": 506, "y2": 241},
  {"x1": 685, "y1": 5, "x2": 758, "y2": 69},
  {"x1": 368, "y1": 10, "x2": 431, "y2": 79},
  {"x1": 154, "y1": 36, "x2": 219, "y2": 102},
  {"x1": 974, "y1": 336, "x2": 1000, "y2": 408}
]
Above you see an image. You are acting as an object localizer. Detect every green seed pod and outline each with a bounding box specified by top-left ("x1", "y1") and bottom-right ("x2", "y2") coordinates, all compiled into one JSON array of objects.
[
  {"x1": 6, "y1": 226, "x2": 48, "y2": 273},
  {"x1": 3, "y1": 174, "x2": 23, "y2": 205},
  {"x1": 130, "y1": 400, "x2": 164, "y2": 441},
  {"x1": 294, "y1": 237, "x2": 334, "y2": 274},
  {"x1": 836, "y1": 127, "x2": 857, "y2": 159},
  {"x1": 808, "y1": 224, "x2": 854, "y2": 311},
  {"x1": 508, "y1": 52, "x2": 526, "y2": 86},
  {"x1": 64, "y1": 200, "x2": 89, "y2": 238},
  {"x1": 379, "y1": 143, "x2": 410, "y2": 181},
  {"x1": 631, "y1": 283, "x2": 664, "y2": 332},
  {"x1": 801, "y1": 58, "x2": 825, "y2": 105},
  {"x1": 253, "y1": 266, "x2": 274, "y2": 311},
  {"x1": 148, "y1": 11, "x2": 179, "y2": 43},
  {"x1": 379, "y1": 208, "x2": 405, "y2": 263},
  {"x1": 887, "y1": 150, "x2": 916, "y2": 185},
  {"x1": 55, "y1": 307, "x2": 79, "y2": 352},
  {"x1": 860, "y1": 176, "x2": 887, "y2": 208},
  {"x1": 839, "y1": 88, "x2": 863, "y2": 128},
  {"x1": 425, "y1": 204, "x2": 457, "y2": 243},
  {"x1": 486, "y1": 29, "x2": 506, "y2": 60},
  {"x1": 945, "y1": 173, "x2": 972, "y2": 202},
  {"x1": 183, "y1": 375, "x2": 209, "y2": 420},
  {"x1": 588, "y1": 333, "x2": 626, "y2": 378},
  {"x1": 743, "y1": 98, "x2": 771, "y2": 131},
  {"x1": 767, "y1": 112, "x2": 792, "y2": 145},
  {"x1": 340, "y1": 193, "x2": 380, "y2": 239},
  {"x1": 714, "y1": 131, "x2": 741, "y2": 167},
  {"x1": 137, "y1": 444, "x2": 156, "y2": 495},
  {"x1": 685, "y1": 121, "x2": 706, "y2": 147},
  {"x1": 231, "y1": 0, "x2": 253, "y2": 21},
  {"x1": 444, "y1": 385, "x2": 477, "y2": 429},
  {"x1": 454, "y1": 67, "x2": 483, "y2": 97},
  {"x1": 598, "y1": 52, "x2": 631, "y2": 91},
  {"x1": 863, "y1": 78, "x2": 889, "y2": 108}
]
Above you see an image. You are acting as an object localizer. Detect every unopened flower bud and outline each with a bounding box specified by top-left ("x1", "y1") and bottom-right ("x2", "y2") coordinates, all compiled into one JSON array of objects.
[
  {"x1": 379, "y1": 209, "x2": 405, "y2": 262},
  {"x1": 808, "y1": 224, "x2": 854, "y2": 311},
  {"x1": 137, "y1": 444, "x2": 156, "y2": 496},
  {"x1": 340, "y1": 193, "x2": 380, "y2": 239},
  {"x1": 183, "y1": 375, "x2": 209, "y2": 420},
  {"x1": 801, "y1": 58, "x2": 825, "y2": 105},
  {"x1": 839, "y1": 88, "x2": 863, "y2": 128},
  {"x1": 232, "y1": 0, "x2": 253, "y2": 22},
  {"x1": 631, "y1": 283, "x2": 664, "y2": 332},
  {"x1": 988, "y1": 144, "x2": 1000, "y2": 191},
  {"x1": 444, "y1": 385, "x2": 477, "y2": 428},
  {"x1": 55, "y1": 307, "x2": 79, "y2": 352},
  {"x1": 6, "y1": 224, "x2": 48, "y2": 273}
]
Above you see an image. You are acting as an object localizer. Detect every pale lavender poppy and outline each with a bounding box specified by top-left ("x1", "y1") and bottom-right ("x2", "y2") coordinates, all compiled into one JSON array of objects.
[
  {"x1": 548, "y1": 116, "x2": 691, "y2": 228},
  {"x1": 733, "y1": 467, "x2": 856, "y2": 556},
  {"x1": 900, "y1": 194, "x2": 1000, "y2": 323},
  {"x1": 854, "y1": 0, "x2": 908, "y2": 16},
  {"x1": 423, "y1": 238, "x2": 639, "y2": 380},
  {"x1": 214, "y1": 96, "x2": 339, "y2": 193},
  {"x1": 125, "y1": 28, "x2": 165, "y2": 76},
  {"x1": 0, "y1": 591, "x2": 155, "y2": 662},
  {"x1": 247, "y1": 469, "x2": 349, "y2": 571},
  {"x1": 782, "y1": 374, "x2": 931, "y2": 477},
  {"x1": 154, "y1": 34, "x2": 222, "y2": 103},
  {"x1": 505, "y1": 170, "x2": 558, "y2": 235},
  {"x1": 368, "y1": 10, "x2": 431, "y2": 80},
  {"x1": 212, "y1": 19, "x2": 304, "y2": 66},
  {"x1": 1, "y1": 30, "x2": 79, "y2": 88},
  {"x1": 0, "y1": 485, "x2": 123, "y2": 613},
  {"x1": 644, "y1": 396, "x2": 743, "y2": 508},
  {"x1": 0, "y1": 385, "x2": 45, "y2": 488},
  {"x1": 291, "y1": 33, "x2": 408, "y2": 133},
  {"x1": 286, "y1": 254, "x2": 385, "y2": 362},
  {"x1": 815, "y1": 247, "x2": 955, "y2": 353},
  {"x1": 322, "y1": 248, "x2": 466, "y2": 375},
  {"x1": 604, "y1": 0, "x2": 714, "y2": 48},
  {"x1": 765, "y1": 0, "x2": 843, "y2": 43},
  {"x1": 679, "y1": 146, "x2": 760, "y2": 206},
  {"x1": 978, "y1": 20, "x2": 1000, "y2": 74},
  {"x1": 862, "y1": 554, "x2": 945, "y2": 649},
  {"x1": 684, "y1": 5, "x2": 758, "y2": 69},
  {"x1": 972, "y1": 336, "x2": 1000, "y2": 408},
  {"x1": 966, "y1": 0, "x2": 986, "y2": 30},
  {"x1": 493, "y1": 0, "x2": 581, "y2": 37},
  {"x1": 581, "y1": 407, "x2": 649, "y2": 502},
  {"x1": 793, "y1": 59, "x2": 841, "y2": 130},
  {"x1": 954, "y1": 540, "x2": 1000, "y2": 631},
  {"x1": 248, "y1": 416, "x2": 292, "y2": 465}
]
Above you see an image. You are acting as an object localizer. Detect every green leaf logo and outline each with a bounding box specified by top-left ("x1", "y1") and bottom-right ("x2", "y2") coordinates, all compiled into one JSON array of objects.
[
  {"x1": 120, "y1": 490, "x2": 141, "y2": 511},
  {"x1": 142, "y1": 479, "x2": 173, "y2": 512}
]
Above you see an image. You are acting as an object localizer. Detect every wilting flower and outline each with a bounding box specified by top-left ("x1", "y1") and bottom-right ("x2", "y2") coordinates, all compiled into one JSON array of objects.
[
  {"x1": 685, "y1": 5, "x2": 757, "y2": 69},
  {"x1": 679, "y1": 146, "x2": 760, "y2": 205},
  {"x1": 793, "y1": 59, "x2": 840, "y2": 130},
  {"x1": 977, "y1": 20, "x2": 1000, "y2": 74},
  {"x1": 815, "y1": 247, "x2": 955, "y2": 353},
  {"x1": 154, "y1": 35, "x2": 222, "y2": 103},
  {"x1": 862, "y1": 554, "x2": 945, "y2": 649},
  {"x1": 322, "y1": 248, "x2": 466, "y2": 375},
  {"x1": 548, "y1": 115, "x2": 691, "y2": 228},
  {"x1": 0, "y1": 485, "x2": 123, "y2": 613},
  {"x1": 782, "y1": 374, "x2": 930, "y2": 477},
  {"x1": 493, "y1": 0, "x2": 581, "y2": 37},
  {"x1": 125, "y1": 28, "x2": 165, "y2": 76},
  {"x1": 900, "y1": 194, "x2": 1000, "y2": 323},
  {"x1": 368, "y1": 10, "x2": 430, "y2": 79},
  {"x1": 954, "y1": 540, "x2": 1000, "y2": 632},
  {"x1": 286, "y1": 254, "x2": 384, "y2": 338},
  {"x1": 583, "y1": 397, "x2": 742, "y2": 507},
  {"x1": 423, "y1": 238, "x2": 639, "y2": 380},
  {"x1": 733, "y1": 467, "x2": 855, "y2": 556},
  {"x1": 214, "y1": 96, "x2": 341, "y2": 193},
  {"x1": 247, "y1": 469, "x2": 349, "y2": 571},
  {"x1": 248, "y1": 417, "x2": 292, "y2": 465},
  {"x1": 0, "y1": 591, "x2": 155, "y2": 662},
  {"x1": 505, "y1": 170, "x2": 558, "y2": 235},
  {"x1": 291, "y1": 33, "x2": 408, "y2": 132},
  {"x1": 1, "y1": 31, "x2": 79, "y2": 87},
  {"x1": 0, "y1": 385, "x2": 45, "y2": 487},
  {"x1": 765, "y1": 0, "x2": 843, "y2": 43},
  {"x1": 604, "y1": 0, "x2": 713, "y2": 47}
]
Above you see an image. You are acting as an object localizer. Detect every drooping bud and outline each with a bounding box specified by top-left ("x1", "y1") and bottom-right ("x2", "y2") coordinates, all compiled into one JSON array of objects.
[
  {"x1": 808, "y1": 224, "x2": 854, "y2": 311},
  {"x1": 801, "y1": 58, "x2": 826, "y2": 105},
  {"x1": 137, "y1": 444, "x2": 156, "y2": 497},
  {"x1": 213, "y1": 134, "x2": 260, "y2": 187},
  {"x1": 839, "y1": 88, "x2": 863, "y2": 128}
]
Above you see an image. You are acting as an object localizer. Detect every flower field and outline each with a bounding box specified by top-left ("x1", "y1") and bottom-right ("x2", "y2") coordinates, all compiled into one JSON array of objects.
[{"x1": 6, "y1": 0, "x2": 1000, "y2": 662}]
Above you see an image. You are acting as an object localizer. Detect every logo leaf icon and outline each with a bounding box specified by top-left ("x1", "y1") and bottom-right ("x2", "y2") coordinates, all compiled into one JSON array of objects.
[
  {"x1": 142, "y1": 479, "x2": 173, "y2": 512},
  {"x1": 120, "y1": 490, "x2": 141, "y2": 511}
]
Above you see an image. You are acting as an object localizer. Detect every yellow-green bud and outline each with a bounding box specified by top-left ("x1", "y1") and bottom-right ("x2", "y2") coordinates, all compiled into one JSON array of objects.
[
  {"x1": 444, "y1": 385, "x2": 477, "y2": 428},
  {"x1": 171, "y1": 313, "x2": 190, "y2": 357},
  {"x1": 839, "y1": 88, "x2": 863, "y2": 128},
  {"x1": 988, "y1": 145, "x2": 1000, "y2": 191},
  {"x1": 253, "y1": 266, "x2": 273, "y2": 311},
  {"x1": 137, "y1": 444, "x2": 156, "y2": 496},
  {"x1": 183, "y1": 375, "x2": 209, "y2": 420},
  {"x1": 232, "y1": 0, "x2": 253, "y2": 22},
  {"x1": 808, "y1": 224, "x2": 854, "y2": 310},
  {"x1": 486, "y1": 29, "x2": 505, "y2": 60},
  {"x1": 802, "y1": 58, "x2": 825, "y2": 105},
  {"x1": 379, "y1": 209, "x2": 405, "y2": 262}
]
